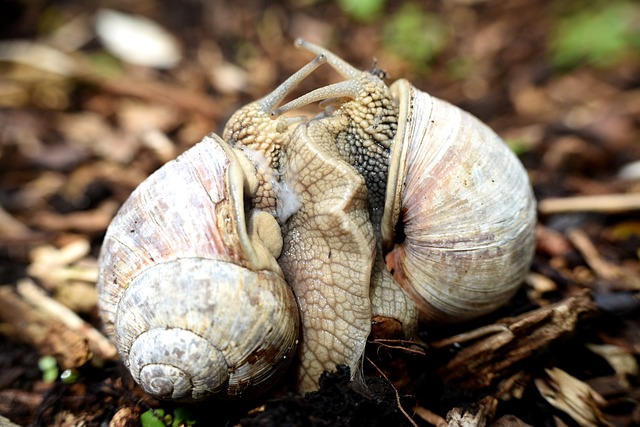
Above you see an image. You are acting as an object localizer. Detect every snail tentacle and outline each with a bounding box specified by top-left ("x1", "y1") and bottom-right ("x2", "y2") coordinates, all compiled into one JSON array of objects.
[
  {"x1": 222, "y1": 55, "x2": 328, "y2": 219},
  {"x1": 294, "y1": 38, "x2": 362, "y2": 79},
  {"x1": 258, "y1": 53, "x2": 327, "y2": 113}
]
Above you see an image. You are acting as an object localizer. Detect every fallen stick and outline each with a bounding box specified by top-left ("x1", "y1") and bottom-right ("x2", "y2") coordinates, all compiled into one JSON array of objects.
[
  {"x1": 16, "y1": 279, "x2": 117, "y2": 361},
  {"x1": 538, "y1": 193, "x2": 640, "y2": 215},
  {"x1": 0, "y1": 285, "x2": 91, "y2": 369}
]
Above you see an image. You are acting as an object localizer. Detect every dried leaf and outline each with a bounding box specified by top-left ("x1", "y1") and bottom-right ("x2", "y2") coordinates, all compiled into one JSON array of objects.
[
  {"x1": 587, "y1": 343, "x2": 639, "y2": 382},
  {"x1": 535, "y1": 368, "x2": 610, "y2": 427}
]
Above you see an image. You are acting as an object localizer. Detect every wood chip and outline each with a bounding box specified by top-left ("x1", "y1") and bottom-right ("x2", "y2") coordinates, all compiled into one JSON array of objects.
[
  {"x1": 30, "y1": 200, "x2": 119, "y2": 233},
  {"x1": 587, "y1": 343, "x2": 639, "y2": 383},
  {"x1": 16, "y1": 279, "x2": 116, "y2": 361},
  {"x1": 108, "y1": 407, "x2": 140, "y2": 427},
  {"x1": 27, "y1": 239, "x2": 98, "y2": 292},
  {"x1": 535, "y1": 224, "x2": 573, "y2": 257},
  {"x1": 446, "y1": 396, "x2": 497, "y2": 427},
  {"x1": 567, "y1": 228, "x2": 640, "y2": 290},
  {"x1": 0, "y1": 284, "x2": 92, "y2": 369},
  {"x1": 431, "y1": 292, "x2": 597, "y2": 389},
  {"x1": 535, "y1": 368, "x2": 610, "y2": 427},
  {"x1": 413, "y1": 406, "x2": 447, "y2": 427},
  {"x1": 539, "y1": 193, "x2": 640, "y2": 215}
]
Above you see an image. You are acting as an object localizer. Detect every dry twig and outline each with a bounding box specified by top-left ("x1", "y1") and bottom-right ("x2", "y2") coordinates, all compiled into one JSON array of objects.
[
  {"x1": 16, "y1": 279, "x2": 116, "y2": 361},
  {"x1": 539, "y1": 193, "x2": 640, "y2": 215},
  {"x1": 567, "y1": 228, "x2": 640, "y2": 290}
]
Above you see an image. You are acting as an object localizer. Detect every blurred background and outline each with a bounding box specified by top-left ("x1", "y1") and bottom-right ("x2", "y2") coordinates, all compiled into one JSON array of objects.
[{"x1": 0, "y1": 0, "x2": 639, "y2": 425}]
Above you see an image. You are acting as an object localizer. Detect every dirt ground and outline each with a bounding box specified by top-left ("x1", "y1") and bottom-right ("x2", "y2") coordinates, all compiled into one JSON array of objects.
[{"x1": 1, "y1": 0, "x2": 639, "y2": 426}]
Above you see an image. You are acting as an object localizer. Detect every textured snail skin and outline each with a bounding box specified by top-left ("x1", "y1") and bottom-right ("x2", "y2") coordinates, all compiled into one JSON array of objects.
[
  {"x1": 270, "y1": 42, "x2": 423, "y2": 347},
  {"x1": 277, "y1": 40, "x2": 536, "y2": 326},
  {"x1": 277, "y1": 119, "x2": 376, "y2": 392}
]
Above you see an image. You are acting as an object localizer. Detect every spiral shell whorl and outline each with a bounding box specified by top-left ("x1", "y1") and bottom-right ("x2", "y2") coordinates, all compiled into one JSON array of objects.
[
  {"x1": 113, "y1": 258, "x2": 298, "y2": 400},
  {"x1": 129, "y1": 328, "x2": 226, "y2": 400}
]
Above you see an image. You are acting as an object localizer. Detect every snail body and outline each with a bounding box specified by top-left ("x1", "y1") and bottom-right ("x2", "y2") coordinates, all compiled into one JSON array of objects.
[{"x1": 97, "y1": 39, "x2": 536, "y2": 401}]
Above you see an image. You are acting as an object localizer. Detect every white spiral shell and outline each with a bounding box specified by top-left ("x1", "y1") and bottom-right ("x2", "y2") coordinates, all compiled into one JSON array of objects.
[{"x1": 97, "y1": 135, "x2": 299, "y2": 401}]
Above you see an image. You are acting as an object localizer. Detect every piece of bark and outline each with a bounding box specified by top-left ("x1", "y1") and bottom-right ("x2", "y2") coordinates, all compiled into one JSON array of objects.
[
  {"x1": 412, "y1": 406, "x2": 447, "y2": 427},
  {"x1": 16, "y1": 279, "x2": 116, "y2": 361},
  {"x1": 108, "y1": 407, "x2": 140, "y2": 427},
  {"x1": 30, "y1": 200, "x2": 119, "y2": 234},
  {"x1": 586, "y1": 343, "x2": 638, "y2": 386},
  {"x1": 0, "y1": 279, "x2": 116, "y2": 369},
  {"x1": 0, "y1": 285, "x2": 91, "y2": 369},
  {"x1": 431, "y1": 292, "x2": 597, "y2": 389},
  {"x1": 567, "y1": 228, "x2": 640, "y2": 291},
  {"x1": 27, "y1": 239, "x2": 97, "y2": 292}
]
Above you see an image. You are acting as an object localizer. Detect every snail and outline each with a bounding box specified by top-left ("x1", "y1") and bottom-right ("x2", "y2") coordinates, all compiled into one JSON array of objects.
[
  {"x1": 96, "y1": 136, "x2": 300, "y2": 401},
  {"x1": 96, "y1": 39, "x2": 536, "y2": 401},
  {"x1": 96, "y1": 56, "x2": 333, "y2": 400}
]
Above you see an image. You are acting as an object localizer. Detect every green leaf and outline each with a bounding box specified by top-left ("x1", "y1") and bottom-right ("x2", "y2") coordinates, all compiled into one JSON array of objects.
[
  {"x1": 549, "y1": 1, "x2": 640, "y2": 70},
  {"x1": 337, "y1": 0, "x2": 386, "y2": 22},
  {"x1": 383, "y1": 3, "x2": 449, "y2": 70},
  {"x1": 140, "y1": 409, "x2": 166, "y2": 427},
  {"x1": 172, "y1": 407, "x2": 196, "y2": 427},
  {"x1": 37, "y1": 356, "x2": 59, "y2": 383}
]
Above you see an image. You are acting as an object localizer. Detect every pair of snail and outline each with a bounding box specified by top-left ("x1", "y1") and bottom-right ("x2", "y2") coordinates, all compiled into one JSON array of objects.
[{"x1": 97, "y1": 39, "x2": 536, "y2": 401}]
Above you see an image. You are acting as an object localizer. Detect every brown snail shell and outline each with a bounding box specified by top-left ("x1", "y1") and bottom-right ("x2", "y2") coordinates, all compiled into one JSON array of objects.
[{"x1": 97, "y1": 136, "x2": 299, "y2": 401}]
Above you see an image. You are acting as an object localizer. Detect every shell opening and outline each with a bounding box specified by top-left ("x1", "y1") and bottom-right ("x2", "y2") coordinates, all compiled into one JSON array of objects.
[{"x1": 392, "y1": 214, "x2": 407, "y2": 246}]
